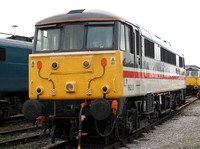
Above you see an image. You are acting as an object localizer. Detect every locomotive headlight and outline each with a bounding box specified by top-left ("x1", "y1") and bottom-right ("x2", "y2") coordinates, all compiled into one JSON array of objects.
[
  {"x1": 52, "y1": 62, "x2": 58, "y2": 70},
  {"x1": 36, "y1": 87, "x2": 44, "y2": 95},
  {"x1": 66, "y1": 82, "x2": 76, "y2": 93},
  {"x1": 101, "y1": 85, "x2": 110, "y2": 94},
  {"x1": 83, "y1": 60, "x2": 90, "y2": 69},
  {"x1": 194, "y1": 85, "x2": 198, "y2": 90},
  {"x1": 67, "y1": 84, "x2": 73, "y2": 91}
]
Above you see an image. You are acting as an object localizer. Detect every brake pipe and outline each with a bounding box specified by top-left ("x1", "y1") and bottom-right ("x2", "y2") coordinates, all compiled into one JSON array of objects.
[{"x1": 78, "y1": 99, "x2": 87, "y2": 149}]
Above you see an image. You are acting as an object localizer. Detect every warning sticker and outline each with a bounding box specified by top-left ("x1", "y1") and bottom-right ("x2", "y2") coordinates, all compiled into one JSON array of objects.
[
  {"x1": 31, "y1": 60, "x2": 35, "y2": 67},
  {"x1": 110, "y1": 57, "x2": 116, "y2": 65}
]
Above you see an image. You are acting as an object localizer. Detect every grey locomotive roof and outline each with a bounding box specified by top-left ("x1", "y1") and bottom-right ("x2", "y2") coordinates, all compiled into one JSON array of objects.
[
  {"x1": 185, "y1": 65, "x2": 200, "y2": 70},
  {"x1": 36, "y1": 9, "x2": 184, "y2": 57},
  {"x1": 36, "y1": 9, "x2": 125, "y2": 25},
  {"x1": 0, "y1": 37, "x2": 32, "y2": 49}
]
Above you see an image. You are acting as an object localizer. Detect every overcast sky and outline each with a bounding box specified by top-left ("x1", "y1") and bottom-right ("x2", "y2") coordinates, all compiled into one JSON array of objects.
[{"x1": 1, "y1": 0, "x2": 199, "y2": 65}]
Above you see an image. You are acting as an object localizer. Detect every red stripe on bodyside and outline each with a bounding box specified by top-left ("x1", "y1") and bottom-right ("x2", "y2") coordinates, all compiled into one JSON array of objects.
[
  {"x1": 123, "y1": 71, "x2": 140, "y2": 78},
  {"x1": 123, "y1": 70, "x2": 186, "y2": 80}
]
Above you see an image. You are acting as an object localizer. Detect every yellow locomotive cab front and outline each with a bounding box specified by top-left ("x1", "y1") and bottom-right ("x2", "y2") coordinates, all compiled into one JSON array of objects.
[
  {"x1": 29, "y1": 51, "x2": 123, "y2": 100},
  {"x1": 186, "y1": 65, "x2": 200, "y2": 95}
]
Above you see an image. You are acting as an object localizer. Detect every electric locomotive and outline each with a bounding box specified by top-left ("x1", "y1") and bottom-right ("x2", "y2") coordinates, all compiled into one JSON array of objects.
[
  {"x1": 186, "y1": 65, "x2": 200, "y2": 95},
  {"x1": 23, "y1": 9, "x2": 186, "y2": 144},
  {"x1": 0, "y1": 38, "x2": 32, "y2": 119}
]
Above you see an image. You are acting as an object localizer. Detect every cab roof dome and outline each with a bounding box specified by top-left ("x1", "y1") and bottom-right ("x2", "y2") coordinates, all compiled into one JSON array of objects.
[{"x1": 36, "y1": 9, "x2": 126, "y2": 26}]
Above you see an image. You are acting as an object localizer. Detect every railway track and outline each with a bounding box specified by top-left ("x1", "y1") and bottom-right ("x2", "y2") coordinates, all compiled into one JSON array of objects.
[
  {"x1": 43, "y1": 97, "x2": 198, "y2": 149},
  {"x1": 0, "y1": 115, "x2": 28, "y2": 126},
  {"x1": 0, "y1": 126, "x2": 39, "y2": 135},
  {"x1": 0, "y1": 133, "x2": 49, "y2": 148},
  {"x1": 0, "y1": 124, "x2": 47, "y2": 148}
]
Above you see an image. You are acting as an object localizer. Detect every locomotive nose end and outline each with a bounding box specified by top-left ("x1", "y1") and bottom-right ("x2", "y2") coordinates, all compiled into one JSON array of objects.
[
  {"x1": 90, "y1": 98, "x2": 111, "y2": 120},
  {"x1": 22, "y1": 99, "x2": 42, "y2": 121}
]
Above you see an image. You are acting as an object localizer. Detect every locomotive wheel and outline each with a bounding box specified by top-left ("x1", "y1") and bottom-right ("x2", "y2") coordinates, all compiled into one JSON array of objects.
[
  {"x1": 123, "y1": 101, "x2": 138, "y2": 134},
  {"x1": 125, "y1": 107, "x2": 137, "y2": 134},
  {"x1": 50, "y1": 123, "x2": 56, "y2": 143}
]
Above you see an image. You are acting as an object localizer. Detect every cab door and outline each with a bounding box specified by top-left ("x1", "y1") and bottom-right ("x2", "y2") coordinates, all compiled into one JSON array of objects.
[
  {"x1": 135, "y1": 29, "x2": 141, "y2": 69},
  {"x1": 133, "y1": 28, "x2": 142, "y2": 96}
]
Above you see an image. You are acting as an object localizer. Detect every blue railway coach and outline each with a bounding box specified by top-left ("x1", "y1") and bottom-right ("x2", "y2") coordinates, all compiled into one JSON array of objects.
[{"x1": 0, "y1": 38, "x2": 32, "y2": 119}]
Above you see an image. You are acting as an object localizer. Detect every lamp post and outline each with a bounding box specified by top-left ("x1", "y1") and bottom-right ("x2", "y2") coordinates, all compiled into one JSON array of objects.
[{"x1": 12, "y1": 25, "x2": 18, "y2": 35}]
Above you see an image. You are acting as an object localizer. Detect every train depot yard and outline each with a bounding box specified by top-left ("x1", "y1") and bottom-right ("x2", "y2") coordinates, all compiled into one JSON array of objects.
[{"x1": 1, "y1": 8, "x2": 200, "y2": 149}]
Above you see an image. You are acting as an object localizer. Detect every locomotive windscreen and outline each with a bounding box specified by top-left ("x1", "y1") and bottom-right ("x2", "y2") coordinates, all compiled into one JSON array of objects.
[
  {"x1": 35, "y1": 23, "x2": 114, "y2": 52},
  {"x1": 36, "y1": 28, "x2": 61, "y2": 51}
]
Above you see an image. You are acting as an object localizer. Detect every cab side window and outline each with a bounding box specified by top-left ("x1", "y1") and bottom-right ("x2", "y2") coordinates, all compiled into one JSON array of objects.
[{"x1": 120, "y1": 24, "x2": 133, "y2": 53}]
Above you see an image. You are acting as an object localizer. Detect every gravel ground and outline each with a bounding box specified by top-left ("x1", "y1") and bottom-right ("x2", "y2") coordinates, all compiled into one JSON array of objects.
[
  {"x1": 5, "y1": 137, "x2": 51, "y2": 149},
  {"x1": 121, "y1": 97, "x2": 200, "y2": 149}
]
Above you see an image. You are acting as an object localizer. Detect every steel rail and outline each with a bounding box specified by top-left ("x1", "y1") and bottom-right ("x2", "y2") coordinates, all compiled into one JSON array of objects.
[
  {"x1": 0, "y1": 133, "x2": 49, "y2": 148},
  {"x1": 0, "y1": 126, "x2": 39, "y2": 135}
]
